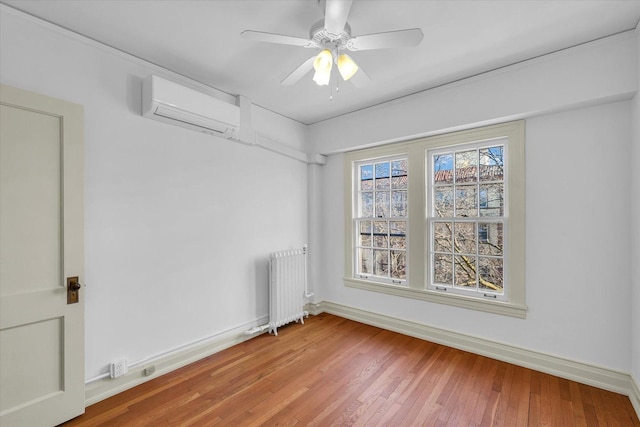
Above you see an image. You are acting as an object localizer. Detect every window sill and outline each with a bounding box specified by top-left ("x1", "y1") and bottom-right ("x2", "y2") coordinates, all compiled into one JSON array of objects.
[{"x1": 344, "y1": 277, "x2": 527, "y2": 319}]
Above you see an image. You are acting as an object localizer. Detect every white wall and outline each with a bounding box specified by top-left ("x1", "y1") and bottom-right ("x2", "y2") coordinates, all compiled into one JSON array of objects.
[
  {"x1": 0, "y1": 7, "x2": 309, "y2": 380},
  {"x1": 315, "y1": 30, "x2": 638, "y2": 373},
  {"x1": 632, "y1": 26, "x2": 640, "y2": 387},
  {"x1": 309, "y1": 30, "x2": 637, "y2": 155}
]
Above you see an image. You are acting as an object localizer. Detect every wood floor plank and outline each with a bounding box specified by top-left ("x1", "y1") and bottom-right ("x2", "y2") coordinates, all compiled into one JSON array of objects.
[
  {"x1": 513, "y1": 367, "x2": 533, "y2": 426},
  {"x1": 438, "y1": 353, "x2": 487, "y2": 426},
  {"x1": 61, "y1": 313, "x2": 640, "y2": 427},
  {"x1": 568, "y1": 379, "x2": 588, "y2": 426},
  {"x1": 487, "y1": 363, "x2": 512, "y2": 427},
  {"x1": 385, "y1": 348, "x2": 446, "y2": 424}
]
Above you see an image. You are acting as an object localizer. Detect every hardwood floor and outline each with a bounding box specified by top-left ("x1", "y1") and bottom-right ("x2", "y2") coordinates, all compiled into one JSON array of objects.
[{"x1": 62, "y1": 313, "x2": 639, "y2": 426}]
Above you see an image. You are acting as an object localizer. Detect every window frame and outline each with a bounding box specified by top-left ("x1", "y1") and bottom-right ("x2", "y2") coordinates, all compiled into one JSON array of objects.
[{"x1": 343, "y1": 121, "x2": 526, "y2": 318}]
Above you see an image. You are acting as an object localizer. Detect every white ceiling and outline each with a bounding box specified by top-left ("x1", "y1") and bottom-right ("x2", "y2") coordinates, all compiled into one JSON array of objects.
[{"x1": 3, "y1": 0, "x2": 640, "y2": 125}]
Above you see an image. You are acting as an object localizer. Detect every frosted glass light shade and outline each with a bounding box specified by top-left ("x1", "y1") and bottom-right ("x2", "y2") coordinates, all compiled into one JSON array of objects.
[
  {"x1": 313, "y1": 69, "x2": 331, "y2": 85},
  {"x1": 313, "y1": 49, "x2": 333, "y2": 86},
  {"x1": 337, "y1": 54, "x2": 358, "y2": 81}
]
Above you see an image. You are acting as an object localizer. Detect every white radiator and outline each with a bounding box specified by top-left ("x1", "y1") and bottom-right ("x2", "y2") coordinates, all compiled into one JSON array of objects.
[
  {"x1": 269, "y1": 246, "x2": 309, "y2": 335},
  {"x1": 246, "y1": 245, "x2": 313, "y2": 336}
]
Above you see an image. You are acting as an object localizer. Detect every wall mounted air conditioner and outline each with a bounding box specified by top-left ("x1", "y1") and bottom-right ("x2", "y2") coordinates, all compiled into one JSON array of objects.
[{"x1": 142, "y1": 75, "x2": 240, "y2": 139}]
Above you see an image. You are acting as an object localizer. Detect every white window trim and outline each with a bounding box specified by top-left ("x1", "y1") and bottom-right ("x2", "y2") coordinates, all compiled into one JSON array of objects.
[{"x1": 344, "y1": 121, "x2": 526, "y2": 318}]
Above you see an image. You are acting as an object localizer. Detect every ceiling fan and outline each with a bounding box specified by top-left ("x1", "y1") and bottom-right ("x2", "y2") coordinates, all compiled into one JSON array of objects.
[{"x1": 241, "y1": 0, "x2": 424, "y2": 88}]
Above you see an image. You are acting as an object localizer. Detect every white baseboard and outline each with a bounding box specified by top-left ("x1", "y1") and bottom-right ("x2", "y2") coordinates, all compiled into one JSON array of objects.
[
  {"x1": 84, "y1": 316, "x2": 268, "y2": 406},
  {"x1": 304, "y1": 302, "x2": 324, "y2": 316},
  {"x1": 631, "y1": 375, "x2": 640, "y2": 420},
  {"x1": 317, "y1": 301, "x2": 637, "y2": 403}
]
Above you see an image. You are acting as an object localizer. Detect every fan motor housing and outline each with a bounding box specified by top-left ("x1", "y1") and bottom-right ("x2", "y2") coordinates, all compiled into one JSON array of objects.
[{"x1": 310, "y1": 19, "x2": 352, "y2": 50}]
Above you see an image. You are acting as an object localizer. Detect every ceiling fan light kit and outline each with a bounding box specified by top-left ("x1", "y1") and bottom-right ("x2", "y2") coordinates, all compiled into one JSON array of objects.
[
  {"x1": 312, "y1": 49, "x2": 358, "y2": 86},
  {"x1": 242, "y1": 0, "x2": 424, "y2": 89}
]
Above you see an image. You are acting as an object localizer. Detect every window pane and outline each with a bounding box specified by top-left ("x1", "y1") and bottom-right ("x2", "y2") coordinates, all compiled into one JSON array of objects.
[
  {"x1": 478, "y1": 223, "x2": 503, "y2": 256},
  {"x1": 433, "y1": 222, "x2": 452, "y2": 253},
  {"x1": 375, "y1": 192, "x2": 390, "y2": 218},
  {"x1": 479, "y1": 146, "x2": 504, "y2": 182},
  {"x1": 434, "y1": 186, "x2": 454, "y2": 217},
  {"x1": 455, "y1": 186, "x2": 477, "y2": 217},
  {"x1": 455, "y1": 150, "x2": 477, "y2": 183},
  {"x1": 479, "y1": 183, "x2": 503, "y2": 217},
  {"x1": 433, "y1": 253, "x2": 452, "y2": 285},
  {"x1": 360, "y1": 192, "x2": 373, "y2": 217},
  {"x1": 375, "y1": 162, "x2": 390, "y2": 178},
  {"x1": 390, "y1": 221, "x2": 406, "y2": 249},
  {"x1": 434, "y1": 153, "x2": 453, "y2": 184},
  {"x1": 391, "y1": 251, "x2": 406, "y2": 279},
  {"x1": 358, "y1": 248, "x2": 373, "y2": 275},
  {"x1": 374, "y1": 234, "x2": 388, "y2": 248},
  {"x1": 454, "y1": 256, "x2": 476, "y2": 288},
  {"x1": 375, "y1": 162, "x2": 390, "y2": 190},
  {"x1": 359, "y1": 220, "x2": 372, "y2": 246},
  {"x1": 376, "y1": 177, "x2": 390, "y2": 191},
  {"x1": 479, "y1": 257, "x2": 503, "y2": 291},
  {"x1": 373, "y1": 220, "x2": 388, "y2": 235},
  {"x1": 360, "y1": 164, "x2": 374, "y2": 190},
  {"x1": 374, "y1": 250, "x2": 389, "y2": 277},
  {"x1": 391, "y1": 190, "x2": 407, "y2": 217},
  {"x1": 390, "y1": 236, "x2": 405, "y2": 249},
  {"x1": 389, "y1": 220, "x2": 406, "y2": 235},
  {"x1": 454, "y1": 222, "x2": 476, "y2": 254},
  {"x1": 391, "y1": 159, "x2": 408, "y2": 189}
]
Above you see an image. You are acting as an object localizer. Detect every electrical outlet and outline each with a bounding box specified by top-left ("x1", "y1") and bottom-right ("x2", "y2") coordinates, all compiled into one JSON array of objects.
[
  {"x1": 143, "y1": 365, "x2": 156, "y2": 377},
  {"x1": 110, "y1": 359, "x2": 128, "y2": 379}
]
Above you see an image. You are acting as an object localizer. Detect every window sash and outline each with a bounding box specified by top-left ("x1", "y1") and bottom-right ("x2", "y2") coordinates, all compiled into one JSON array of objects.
[{"x1": 428, "y1": 218, "x2": 506, "y2": 300}]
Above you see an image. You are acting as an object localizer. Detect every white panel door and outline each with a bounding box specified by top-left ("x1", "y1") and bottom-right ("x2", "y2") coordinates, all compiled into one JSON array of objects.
[{"x1": 0, "y1": 85, "x2": 84, "y2": 426}]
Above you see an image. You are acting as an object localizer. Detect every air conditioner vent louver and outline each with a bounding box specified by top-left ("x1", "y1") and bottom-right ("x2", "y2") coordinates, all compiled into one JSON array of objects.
[{"x1": 142, "y1": 75, "x2": 239, "y2": 140}]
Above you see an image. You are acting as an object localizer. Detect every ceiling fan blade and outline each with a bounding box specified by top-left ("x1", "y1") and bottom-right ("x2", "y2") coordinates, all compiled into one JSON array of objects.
[
  {"x1": 281, "y1": 56, "x2": 316, "y2": 86},
  {"x1": 324, "y1": 0, "x2": 353, "y2": 36},
  {"x1": 347, "y1": 28, "x2": 424, "y2": 51},
  {"x1": 241, "y1": 30, "x2": 315, "y2": 48},
  {"x1": 349, "y1": 66, "x2": 371, "y2": 88}
]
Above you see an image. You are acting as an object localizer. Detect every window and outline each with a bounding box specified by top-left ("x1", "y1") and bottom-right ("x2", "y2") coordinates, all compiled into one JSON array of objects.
[
  {"x1": 354, "y1": 157, "x2": 408, "y2": 284},
  {"x1": 344, "y1": 121, "x2": 526, "y2": 318},
  {"x1": 428, "y1": 142, "x2": 506, "y2": 300}
]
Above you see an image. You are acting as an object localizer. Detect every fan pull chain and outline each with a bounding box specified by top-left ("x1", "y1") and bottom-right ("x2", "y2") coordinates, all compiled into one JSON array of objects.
[
  {"x1": 330, "y1": 62, "x2": 340, "y2": 101},
  {"x1": 329, "y1": 64, "x2": 335, "y2": 100}
]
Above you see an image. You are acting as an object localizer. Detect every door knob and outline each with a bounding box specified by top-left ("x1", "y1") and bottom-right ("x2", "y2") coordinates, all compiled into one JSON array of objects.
[{"x1": 67, "y1": 276, "x2": 81, "y2": 304}]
